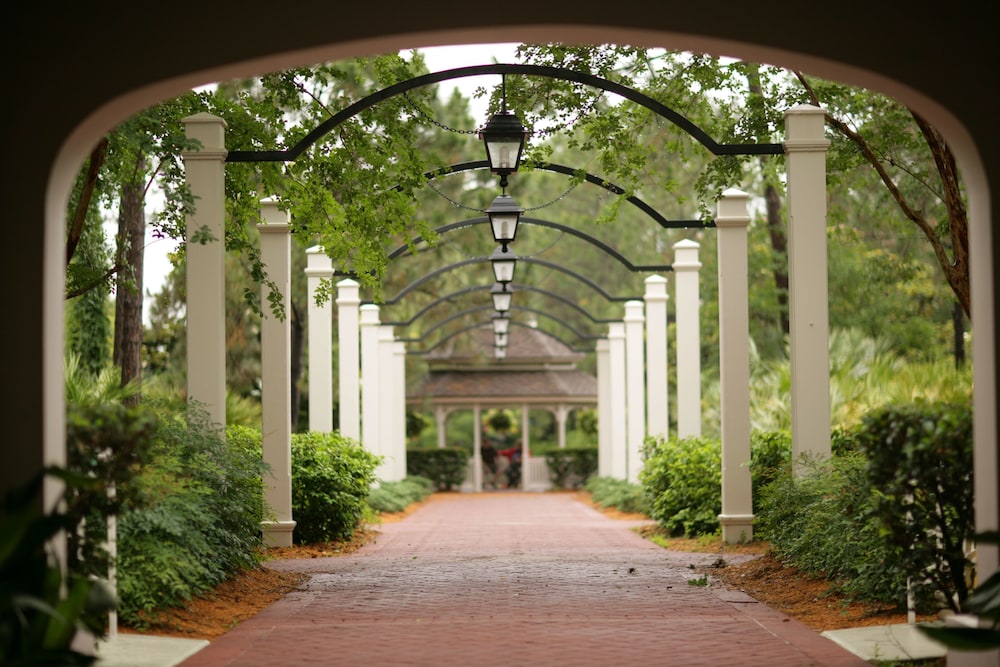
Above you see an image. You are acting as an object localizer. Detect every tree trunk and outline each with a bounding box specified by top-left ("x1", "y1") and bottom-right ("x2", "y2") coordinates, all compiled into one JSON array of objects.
[
  {"x1": 113, "y1": 178, "x2": 145, "y2": 405},
  {"x1": 765, "y1": 183, "x2": 790, "y2": 339},
  {"x1": 290, "y1": 301, "x2": 305, "y2": 432}
]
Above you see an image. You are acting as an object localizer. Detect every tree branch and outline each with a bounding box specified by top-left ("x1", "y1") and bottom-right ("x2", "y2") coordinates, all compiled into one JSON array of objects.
[{"x1": 65, "y1": 137, "x2": 109, "y2": 266}]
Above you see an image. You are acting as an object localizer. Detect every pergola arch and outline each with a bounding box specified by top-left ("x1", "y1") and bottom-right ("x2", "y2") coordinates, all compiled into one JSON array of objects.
[{"x1": 184, "y1": 62, "x2": 831, "y2": 546}]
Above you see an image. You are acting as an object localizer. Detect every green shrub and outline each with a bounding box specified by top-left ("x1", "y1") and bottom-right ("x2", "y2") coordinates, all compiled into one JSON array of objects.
[
  {"x1": 856, "y1": 401, "x2": 974, "y2": 612},
  {"x1": 541, "y1": 445, "x2": 598, "y2": 489},
  {"x1": 406, "y1": 447, "x2": 470, "y2": 491},
  {"x1": 116, "y1": 405, "x2": 266, "y2": 626},
  {"x1": 289, "y1": 432, "x2": 381, "y2": 544},
  {"x1": 584, "y1": 476, "x2": 649, "y2": 515},
  {"x1": 640, "y1": 435, "x2": 721, "y2": 536},
  {"x1": 755, "y1": 453, "x2": 909, "y2": 607},
  {"x1": 367, "y1": 476, "x2": 434, "y2": 513}
]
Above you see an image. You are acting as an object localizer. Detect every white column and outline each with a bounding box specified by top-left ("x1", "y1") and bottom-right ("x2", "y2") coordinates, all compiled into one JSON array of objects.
[
  {"x1": 555, "y1": 405, "x2": 570, "y2": 448},
  {"x1": 376, "y1": 325, "x2": 395, "y2": 481},
  {"x1": 336, "y1": 279, "x2": 361, "y2": 440},
  {"x1": 435, "y1": 406, "x2": 448, "y2": 449},
  {"x1": 785, "y1": 104, "x2": 832, "y2": 474},
  {"x1": 360, "y1": 304, "x2": 381, "y2": 465},
  {"x1": 305, "y1": 247, "x2": 333, "y2": 432},
  {"x1": 608, "y1": 322, "x2": 628, "y2": 480},
  {"x1": 258, "y1": 199, "x2": 295, "y2": 547},
  {"x1": 716, "y1": 188, "x2": 754, "y2": 543},
  {"x1": 624, "y1": 300, "x2": 646, "y2": 484},
  {"x1": 596, "y1": 339, "x2": 612, "y2": 478},
  {"x1": 472, "y1": 405, "x2": 483, "y2": 491},
  {"x1": 644, "y1": 275, "x2": 669, "y2": 438},
  {"x1": 392, "y1": 341, "x2": 407, "y2": 481},
  {"x1": 182, "y1": 113, "x2": 227, "y2": 428},
  {"x1": 673, "y1": 240, "x2": 702, "y2": 438}
]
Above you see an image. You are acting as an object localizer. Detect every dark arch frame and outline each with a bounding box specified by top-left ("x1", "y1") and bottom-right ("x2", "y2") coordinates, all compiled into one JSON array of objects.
[{"x1": 225, "y1": 63, "x2": 784, "y2": 163}]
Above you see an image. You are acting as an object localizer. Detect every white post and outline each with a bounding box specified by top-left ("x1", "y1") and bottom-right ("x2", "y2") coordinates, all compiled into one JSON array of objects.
[
  {"x1": 336, "y1": 279, "x2": 361, "y2": 440},
  {"x1": 305, "y1": 247, "x2": 333, "y2": 433},
  {"x1": 472, "y1": 405, "x2": 483, "y2": 491},
  {"x1": 360, "y1": 304, "x2": 381, "y2": 466},
  {"x1": 624, "y1": 300, "x2": 646, "y2": 484},
  {"x1": 392, "y1": 340, "x2": 407, "y2": 481},
  {"x1": 435, "y1": 406, "x2": 448, "y2": 449},
  {"x1": 608, "y1": 322, "x2": 628, "y2": 480},
  {"x1": 596, "y1": 338, "x2": 612, "y2": 478},
  {"x1": 182, "y1": 113, "x2": 227, "y2": 428},
  {"x1": 258, "y1": 199, "x2": 295, "y2": 547},
  {"x1": 555, "y1": 405, "x2": 570, "y2": 449},
  {"x1": 377, "y1": 325, "x2": 395, "y2": 481},
  {"x1": 785, "y1": 104, "x2": 832, "y2": 474},
  {"x1": 673, "y1": 240, "x2": 702, "y2": 438},
  {"x1": 644, "y1": 275, "x2": 669, "y2": 439},
  {"x1": 716, "y1": 188, "x2": 754, "y2": 543}
]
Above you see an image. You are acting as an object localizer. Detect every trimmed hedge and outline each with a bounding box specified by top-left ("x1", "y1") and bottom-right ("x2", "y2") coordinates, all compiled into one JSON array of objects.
[
  {"x1": 406, "y1": 447, "x2": 470, "y2": 491},
  {"x1": 540, "y1": 445, "x2": 598, "y2": 489}
]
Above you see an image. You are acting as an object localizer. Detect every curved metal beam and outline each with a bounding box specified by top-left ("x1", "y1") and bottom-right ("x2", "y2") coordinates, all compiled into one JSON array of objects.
[
  {"x1": 374, "y1": 255, "x2": 643, "y2": 306},
  {"x1": 380, "y1": 282, "x2": 618, "y2": 328},
  {"x1": 226, "y1": 63, "x2": 783, "y2": 162},
  {"x1": 386, "y1": 216, "x2": 673, "y2": 273},
  {"x1": 421, "y1": 160, "x2": 712, "y2": 231},
  {"x1": 405, "y1": 317, "x2": 596, "y2": 356}
]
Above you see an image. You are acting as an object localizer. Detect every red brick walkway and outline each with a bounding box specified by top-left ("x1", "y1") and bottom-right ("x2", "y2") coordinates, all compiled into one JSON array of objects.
[{"x1": 178, "y1": 492, "x2": 868, "y2": 666}]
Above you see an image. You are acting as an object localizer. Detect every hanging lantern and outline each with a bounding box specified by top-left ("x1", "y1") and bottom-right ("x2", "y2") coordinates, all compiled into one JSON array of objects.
[
  {"x1": 490, "y1": 246, "x2": 517, "y2": 284},
  {"x1": 492, "y1": 312, "x2": 510, "y2": 335},
  {"x1": 491, "y1": 282, "x2": 512, "y2": 313},
  {"x1": 486, "y1": 194, "x2": 523, "y2": 250},
  {"x1": 479, "y1": 111, "x2": 529, "y2": 189}
]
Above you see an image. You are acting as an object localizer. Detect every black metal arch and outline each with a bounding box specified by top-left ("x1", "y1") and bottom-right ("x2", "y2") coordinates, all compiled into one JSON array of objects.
[
  {"x1": 384, "y1": 216, "x2": 673, "y2": 273},
  {"x1": 380, "y1": 282, "x2": 619, "y2": 328},
  {"x1": 372, "y1": 255, "x2": 644, "y2": 306},
  {"x1": 406, "y1": 317, "x2": 594, "y2": 357},
  {"x1": 417, "y1": 160, "x2": 712, "y2": 231},
  {"x1": 225, "y1": 64, "x2": 784, "y2": 163}
]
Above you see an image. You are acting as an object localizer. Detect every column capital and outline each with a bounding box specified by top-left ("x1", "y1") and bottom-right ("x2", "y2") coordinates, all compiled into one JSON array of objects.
[
  {"x1": 336, "y1": 278, "x2": 361, "y2": 304},
  {"x1": 643, "y1": 275, "x2": 669, "y2": 302},
  {"x1": 624, "y1": 300, "x2": 644, "y2": 322},
  {"x1": 672, "y1": 239, "x2": 702, "y2": 271},
  {"x1": 360, "y1": 303, "x2": 380, "y2": 325},
  {"x1": 181, "y1": 112, "x2": 227, "y2": 157},
  {"x1": 305, "y1": 246, "x2": 334, "y2": 276},
  {"x1": 716, "y1": 188, "x2": 750, "y2": 227},
  {"x1": 783, "y1": 104, "x2": 830, "y2": 152}
]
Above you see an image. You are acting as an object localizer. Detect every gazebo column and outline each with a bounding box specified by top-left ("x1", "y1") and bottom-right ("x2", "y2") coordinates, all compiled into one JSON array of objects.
[
  {"x1": 472, "y1": 404, "x2": 483, "y2": 491},
  {"x1": 337, "y1": 279, "x2": 361, "y2": 440},
  {"x1": 608, "y1": 322, "x2": 627, "y2": 480},
  {"x1": 258, "y1": 199, "x2": 295, "y2": 547},
  {"x1": 360, "y1": 305, "x2": 381, "y2": 469},
  {"x1": 624, "y1": 301, "x2": 646, "y2": 484},
  {"x1": 182, "y1": 112, "x2": 227, "y2": 428},
  {"x1": 644, "y1": 275, "x2": 669, "y2": 439},
  {"x1": 391, "y1": 340, "x2": 407, "y2": 481},
  {"x1": 376, "y1": 325, "x2": 397, "y2": 481},
  {"x1": 596, "y1": 339, "x2": 612, "y2": 478},
  {"x1": 555, "y1": 405, "x2": 570, "y2": 449},
  {"x1": 435, "y1": 406, "x2": 448, "y2": 449},
  {"x1": 673, "y1": 240, "x2": 703, "y2": 438},
  {"x1": 716, "y1": 188, "x2": 754, "y2": 543},
  {"x1": 785, "y1": 104, "x2": 833, "y2": 473},
  {"x1": 305, "y1": 247, "x2": 333, "y2": 432}
]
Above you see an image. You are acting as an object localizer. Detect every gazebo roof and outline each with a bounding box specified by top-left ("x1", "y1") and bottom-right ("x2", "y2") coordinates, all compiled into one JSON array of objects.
[{"x1": 408, "y1": 324, "x2": 597, "y2": 404}]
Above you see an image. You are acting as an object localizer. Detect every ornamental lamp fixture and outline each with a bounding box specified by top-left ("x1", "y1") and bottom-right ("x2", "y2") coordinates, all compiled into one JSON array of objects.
[
  {"x1": 494, "y1": 332, "x2": 508, "y2": 348},
  {"x1": 486, "y1": 193, "x2": 523, "y2": 251},
  {"x1": 492, "y1": 312, "x2": 510, "y2": 336},
  {"x1": 478, "y1": 76, "x2": 529, "y2": 190},
  {"x1": 490, "y1": 245, "x2": 517, "y2": 284},
  {"x1": 491, "y1": 282, "x2": 512, "y2": 313},
  {"x1": 494, "y1": 346, "x2": 507, "y2": 361}
]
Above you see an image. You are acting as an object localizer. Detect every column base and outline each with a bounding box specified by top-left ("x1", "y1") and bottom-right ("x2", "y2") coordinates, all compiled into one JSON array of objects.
[
  {"x1": 261, "y1": 520, "x2": 297, "y2": 548},
  {"x1": 718, "y1": 513, "x2": 754, "y2": 544}
]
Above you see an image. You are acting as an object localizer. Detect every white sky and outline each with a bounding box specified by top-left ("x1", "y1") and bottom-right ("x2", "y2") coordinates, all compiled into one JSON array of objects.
[{"x1": 137, "y1": 43, "x2": 520, "y2": 321}]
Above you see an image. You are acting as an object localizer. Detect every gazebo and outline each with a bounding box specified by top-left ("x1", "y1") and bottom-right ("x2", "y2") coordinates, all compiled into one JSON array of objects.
[{"x1": 408, "y1": 322, "x2": 597, "y2": 491}]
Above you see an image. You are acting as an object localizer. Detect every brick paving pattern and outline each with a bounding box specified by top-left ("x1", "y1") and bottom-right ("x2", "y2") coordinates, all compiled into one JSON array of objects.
[{"x1": 179, "y1": 492, "x2": 869, "y2": 666}]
